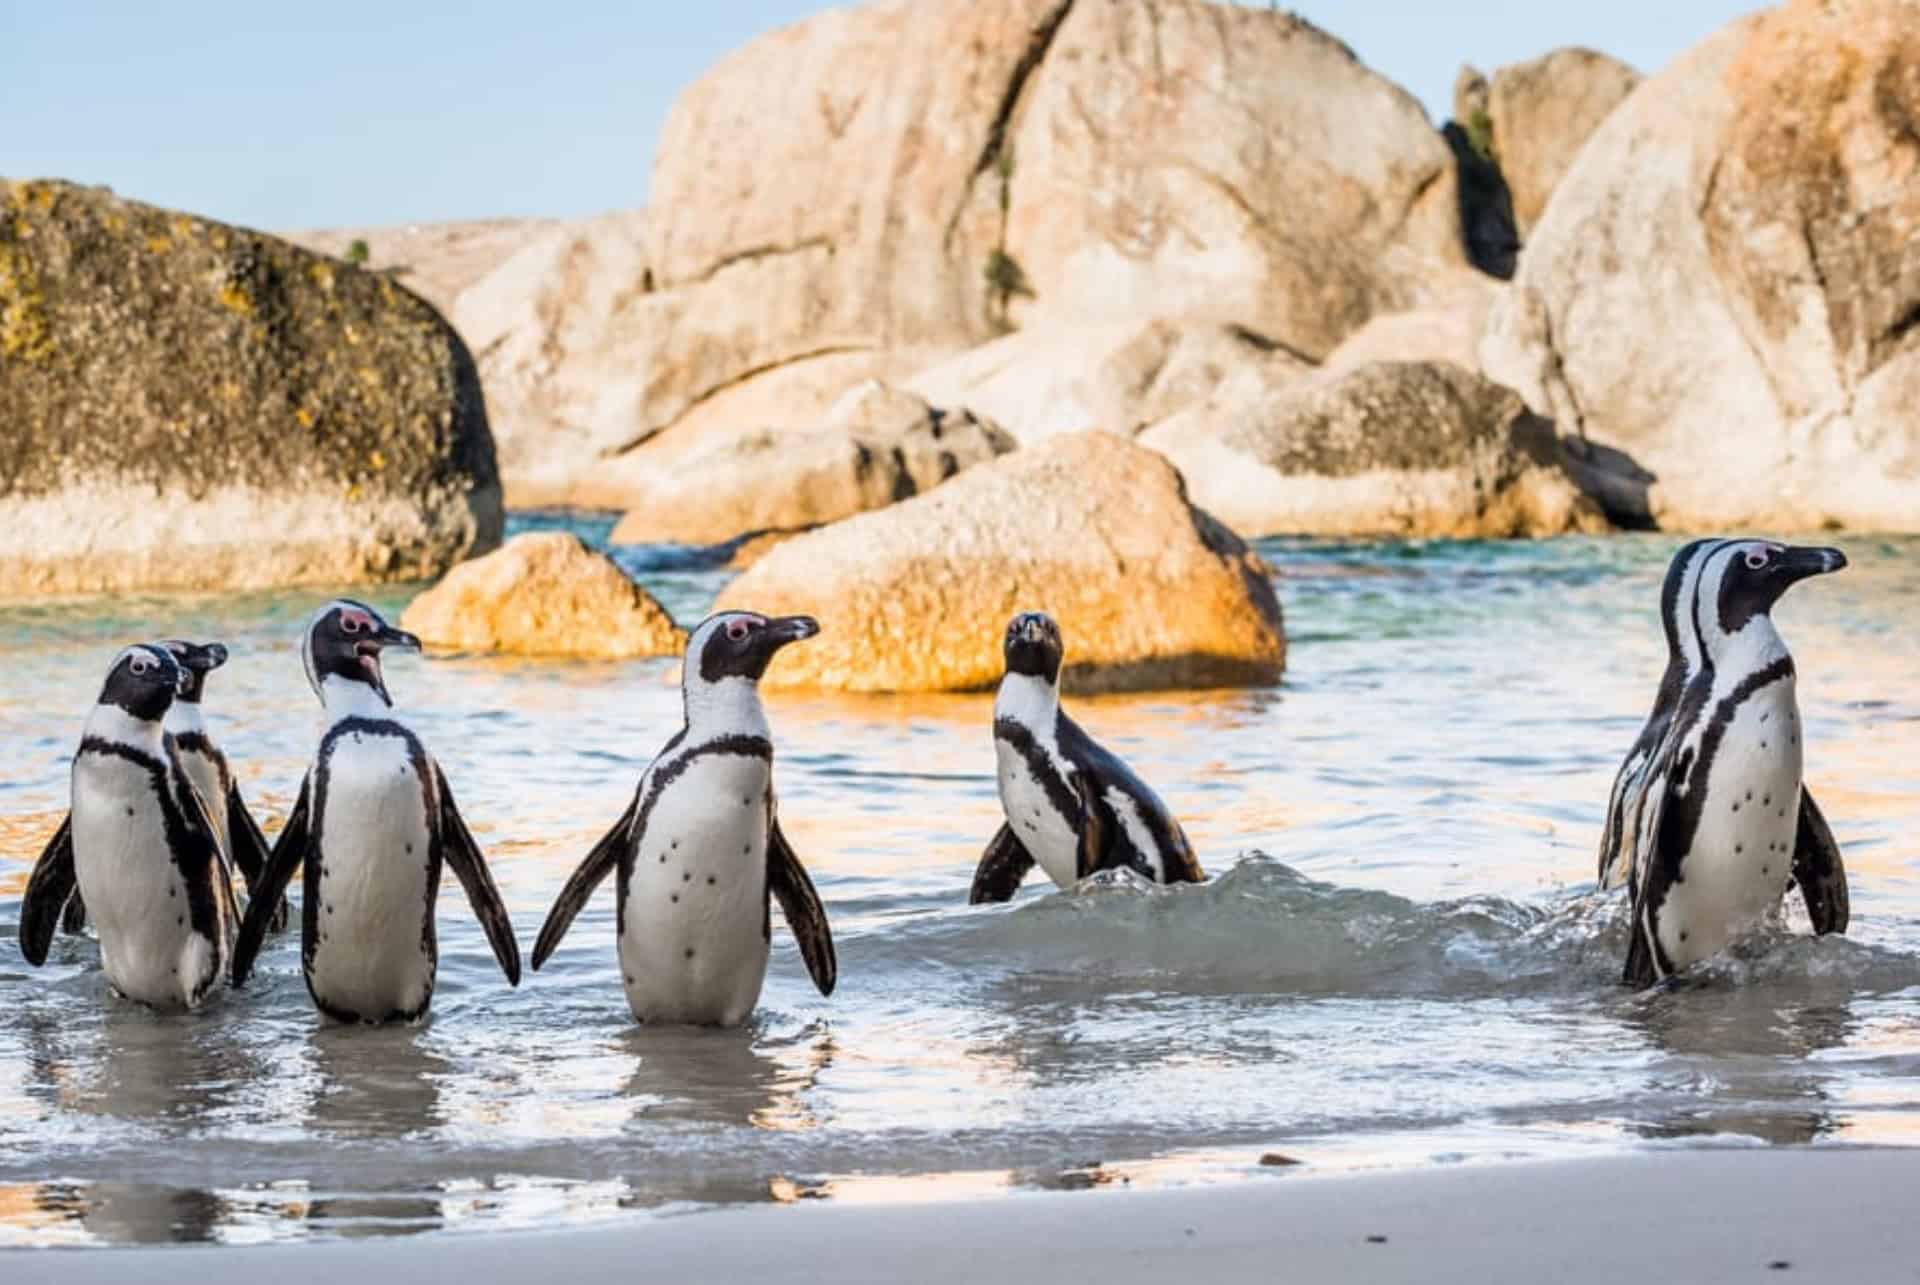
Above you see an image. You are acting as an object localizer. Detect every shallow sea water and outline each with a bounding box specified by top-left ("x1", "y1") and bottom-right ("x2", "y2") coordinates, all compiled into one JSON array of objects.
[{"x1": 1, "y1": 524, "x2": 1917, "y2": 1246}]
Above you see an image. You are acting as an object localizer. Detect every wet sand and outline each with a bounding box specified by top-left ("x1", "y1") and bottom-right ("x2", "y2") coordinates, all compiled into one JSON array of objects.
[{"x1": 12, "y1": 1149, "x2": 1915, "y2": 1283}]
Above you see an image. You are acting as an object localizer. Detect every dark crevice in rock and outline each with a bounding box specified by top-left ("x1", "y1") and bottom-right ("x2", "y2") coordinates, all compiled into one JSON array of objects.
[
  {"x1": 1225, "y1": 323, "x2": 1320, "y2": 369},
  {"x1": 972, "y1": 0, "x2": 1077, "y2": 180},
  {"x1": 678, "y1": 237, "x2": 834, "y2": 289},
  {"x1": 944, "y1": 0, "x2": 1077, "y2": 248},
  {"x1": 1441, "y1": 121, "x2": 1519, "y2": 279}
]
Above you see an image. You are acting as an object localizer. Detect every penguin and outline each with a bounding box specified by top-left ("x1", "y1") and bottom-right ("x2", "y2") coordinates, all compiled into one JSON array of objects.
[
  {"x1": 530, "y1": 611, "x2": 836, "y2": 1028},
  {"x1": 18, "y1": 644, "x2": 236, "y2": 1011},
  {"x1": 969, "y1": 612, "x2": 1204, "y2": 903},
  {"x1": 1621, "y1": 541, "x2": 1850, "y2": 988},
  {"x1": 227, "y1": 600, "x2": 520, "y2": 1023},
  {"x1": 1597, "y1": 538, "x2": 1727, "y2": 892}
]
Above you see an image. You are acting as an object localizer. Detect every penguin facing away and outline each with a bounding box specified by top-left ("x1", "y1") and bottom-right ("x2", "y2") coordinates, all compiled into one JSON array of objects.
[
  {"x1": 969, "y1": 612, "x2": 1204, "y2": 904},
  {"x1": 1622, "y1": 541, "x2": 1849, "y2": 988},
  {"x1": 531, "y1": 611, "x2": 836, "y2": 1028},
  {"x1": 19, "y1": 644, "x2": 236, "y2": 1011},
  {"x1": 229, "y1": 600, "x2": 521, "y2": 1023}
]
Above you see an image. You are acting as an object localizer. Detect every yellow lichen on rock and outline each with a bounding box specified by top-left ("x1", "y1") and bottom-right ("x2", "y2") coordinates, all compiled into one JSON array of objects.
[{"x1": 0, "y1": 243, "x2": 52, "y2": 361}]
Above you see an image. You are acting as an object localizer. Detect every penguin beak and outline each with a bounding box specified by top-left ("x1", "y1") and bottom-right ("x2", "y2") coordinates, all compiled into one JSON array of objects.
[
  {"x1": 352, "y1": 624, "x2": 420, "y2": 707},
  {"x1": 765, "y1": 616, "x2": 820, "y2": 648},
  {"x1": 1779, "y1": 546, "x2": 1848, "y2": 584}
]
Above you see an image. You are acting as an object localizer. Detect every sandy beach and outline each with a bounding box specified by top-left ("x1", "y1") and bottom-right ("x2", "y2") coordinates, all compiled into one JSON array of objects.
[{"x1": 10, "y1": 1149, "x2": 1914, "y2": 1284}]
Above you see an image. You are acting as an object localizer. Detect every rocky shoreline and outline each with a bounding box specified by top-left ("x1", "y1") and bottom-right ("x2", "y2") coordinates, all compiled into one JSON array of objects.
[{"x1": 6, "y1": 0, "x2": 1916, "y2": 638}]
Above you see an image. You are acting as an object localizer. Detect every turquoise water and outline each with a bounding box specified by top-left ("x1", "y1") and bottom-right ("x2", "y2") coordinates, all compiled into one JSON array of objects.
[{"x1": 2, "y1": 525, "x2": 1917, "y2": 1246}]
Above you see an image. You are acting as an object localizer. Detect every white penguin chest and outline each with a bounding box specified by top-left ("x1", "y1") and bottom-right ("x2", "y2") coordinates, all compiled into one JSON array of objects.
[
  {"x1": 310, "y1": 730, "x2": 435, "y2": 1018},
  {"x1": 1659, "y1": 676, "x2": 1804, "y2": 969},
  {"x1": 70, "y1": 754, "x2": 218, "y2": 1010},
  {"x1": 995, "y1": 734, "x2": 1082, "y2": 890},
  {"x1": 619, "y1": 750, "x2": 772, "y2": 1027}
]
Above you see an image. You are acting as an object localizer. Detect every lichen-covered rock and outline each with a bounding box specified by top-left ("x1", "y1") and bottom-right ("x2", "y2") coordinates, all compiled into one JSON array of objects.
[
  {"x1": 606, "y1": 383, "x2": 1016, "y2": 546},
  {"x1": 401, "y1": 532, "x2": 684, "y2": 659},
  {"x1": 1480, "y1": 2, "x2": 1920, "y2": 531},
  {"x1": 1141, "y1": 362, "x2": 1607, "y2": 538},
  {"x1": 0, "y1": 179, "x2": 501, "y2": 597},
  {"x1": 1486, "y1": 49, "x2": 1640, "y2": 236},
  {"x1": 714, "y1": 433, "x2": 1285, "y2": 693}
]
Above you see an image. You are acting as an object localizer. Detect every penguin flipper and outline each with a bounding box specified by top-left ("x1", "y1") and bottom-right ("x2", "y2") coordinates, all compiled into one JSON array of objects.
[
  {"x1": 431, "y1": 763, "x2": 521, "y2": 987},
  {"x1": 531, "y1": 793, "x2": 635, "y2": 971},
  {"x1": 227, "y1": 781, "x2": 290, "y2": 934},
  {"x1": 1072, "y1": 772, "x2": 1109, "y2": 882},
  {"x1": 174, "y1": 770, "x2": 239, "y2": 943},
  {"x1": 968, "y1": 824, "x2": 1036, "y2": 904},
  {"x1": 767, "y1": 816, "x2": 836, "y2": 997},
  {"x1": 20, "y1": 815, "x2": 77, "y2": 966},
  {"x1": 1791, "y1": 788, "x2": 1849, "y2": 936},
  {"x1": 231, "y1": 774, "x2": 311, "y2": 987},
  {"x1": 1597, "y1": 744, "x2": 1652, "y2": 890},
  {"x1": 1620, "y1": 712, "x2": 1694, "y2": 990},
  {"x1": 61, "y1": 887, "x2": 88, "y2": 936}
]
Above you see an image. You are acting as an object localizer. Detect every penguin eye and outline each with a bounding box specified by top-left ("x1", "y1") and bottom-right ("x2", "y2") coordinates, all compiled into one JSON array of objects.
[
  {"x1": 129, "y1": 656, "x2": 151, "y2": 676},
  {"x1": 340, "y1": 613, "x2": 364, "y2": 634},
  {"x1": 1744, "y1": 549, "x2": 1771, "y2": 571},
  {"x1": 725, "y1": 620, "x2": 752, "y2": 643}
]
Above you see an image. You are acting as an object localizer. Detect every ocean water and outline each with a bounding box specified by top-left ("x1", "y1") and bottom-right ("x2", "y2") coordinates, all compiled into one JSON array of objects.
[{"x1": 1, "y1": 525, "x2": 1917, "y2": 1247}]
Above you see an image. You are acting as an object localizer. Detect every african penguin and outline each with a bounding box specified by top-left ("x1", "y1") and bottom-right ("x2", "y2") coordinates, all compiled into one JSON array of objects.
[
  {"x1": 531, "y1": 611, "x2": 836, "y2": 1028},
  {"x1": 1597, "y1": 538, "x2": 1726, "y2": 893},
  {"x1": 19, "y1": 644, "x2": 236, "y2": 1011},
  {"x1": 228, "y1": 599, "x2": 521, "y2": 1023},
  {"x1": 1621, "y1": 541, "x2": 1849, "y2": 988},
  {"x1": 161, "y1": 639, "x2": 287, "y2": 931},
  {"x1": 969, "y1": 612, "x2": 1204, "y2": 903}
]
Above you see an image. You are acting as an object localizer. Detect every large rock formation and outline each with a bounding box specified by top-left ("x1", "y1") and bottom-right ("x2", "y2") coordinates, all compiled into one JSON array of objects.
[
  {"x1": 0, "y1": 179, "x2": 501, "y2": 598},
  {"x1": 715, "y1": 433, "x2": 1285, "y2": 693},
  {"x1": 401, "y1": 531, "x2": 684, "y2": 659},
  {"x1": 606, "y1": 383, "x2": 1016, "y2": 545},
  {"x1": 1485, "y1": 49, "x2": 1641, "y2": 237},
  {"x1": 1481, "y1": 1, "x2": 1920, "y2": 531},
  {"x1": 1141, "y1": 362, "x2": 1606, "y2": 538},
  {"x1": 423, "y1": 0, "x2": 1480, "y2": 500}
]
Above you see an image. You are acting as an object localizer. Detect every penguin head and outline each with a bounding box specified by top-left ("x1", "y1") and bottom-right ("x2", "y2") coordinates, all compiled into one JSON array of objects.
[
  {"x1": 302, "y1": 599, "x2": 420, "y2": 709},
  {"x1": 1003, "y1": 611, "x2": 1065, "y2": 685},
  {"x1": 1701, "y1": 541, "x2": 1848, "y2": 652},
  {"x1": 98, "y1": 644, "x2": 184, "y2": 724},
  {"x1": 159, "y1": 639, "x2": 230, "y2": 704},
  {"x1": 688, "y1": 611, "x2": 820, "y2": 687}
]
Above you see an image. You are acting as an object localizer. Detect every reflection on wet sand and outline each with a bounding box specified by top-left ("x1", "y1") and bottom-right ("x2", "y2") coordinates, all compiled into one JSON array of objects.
[
  {"x1": 305, "y1": 1024, "x2": 448, "y2": 1139},
  {"x1": 619, "y1": 1021, "x2": 833, "y2": 1132},
  {"x1": 1621, "y1": 987, "x2": 1857, "y2": 1145}
]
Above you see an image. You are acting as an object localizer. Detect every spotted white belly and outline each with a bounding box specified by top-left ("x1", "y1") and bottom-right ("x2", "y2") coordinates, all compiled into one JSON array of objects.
[
  {"x1": 308, "y1": 730, "x2": 435, "y2": 1021},
  {"x1": 619, "y1": 750, "x2": 771, "y2": 1027},
  {"x1": 1657, "y1": 678, "x2": 1804, "y2": 972},
  {"x1": 70, "y1": 755, "x2": 219, "y2": 1011},
  {"x1": 995, "y1": 737, "x2": 1081, "y2": 890}
]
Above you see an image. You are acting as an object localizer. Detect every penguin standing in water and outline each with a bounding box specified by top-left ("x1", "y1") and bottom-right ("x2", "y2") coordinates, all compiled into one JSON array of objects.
[
  {"x1": 1621, "y1": 541, "x2": 1850, "y2": 988},
  {"x1": 229, "y1": 600, "x2": 521, "y2": 1023},
  {"x1": 19, "y1": 645, "x2": 236, "y2": 1011},
  {"x1": 158, "y1": 641, "x2": 281, "y2": 918},
  {"x1": 531, "y1": 611, "x2": 836, "y2": 1027},
  {"x1": 969, "y1": 612, "x2": 1203, "y2": 903},
  {"x1": 61, "y1": 639, "x2": 286, "y2": 935}
]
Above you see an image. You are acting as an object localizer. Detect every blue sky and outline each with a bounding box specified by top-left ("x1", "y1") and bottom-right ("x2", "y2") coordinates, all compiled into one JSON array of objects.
[{"x1": 3, "y1": 1, "x2": 1761, "y2": 231}]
